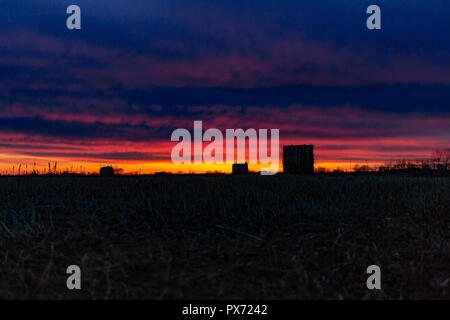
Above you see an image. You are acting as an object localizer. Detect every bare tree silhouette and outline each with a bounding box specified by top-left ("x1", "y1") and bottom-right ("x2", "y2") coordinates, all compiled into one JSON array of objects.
[{"x1": 433, "y1": 149, "x2": 450, "y2": 170}]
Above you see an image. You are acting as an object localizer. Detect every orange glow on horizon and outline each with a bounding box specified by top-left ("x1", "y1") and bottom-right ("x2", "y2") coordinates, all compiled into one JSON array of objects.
[{"x1": 0, "y1": 154, "x2": 386, "y2": 175}]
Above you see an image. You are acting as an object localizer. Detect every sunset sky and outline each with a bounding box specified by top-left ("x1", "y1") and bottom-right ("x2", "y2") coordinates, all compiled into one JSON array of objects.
[{"x1": 0, "y1": 0, "x2": 449, "y2": 174}]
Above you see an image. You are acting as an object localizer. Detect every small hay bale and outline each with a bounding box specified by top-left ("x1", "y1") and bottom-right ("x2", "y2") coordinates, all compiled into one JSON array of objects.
[
  {"x1": 232, "y1": 163, "x2": 249, "y2": 175},
  {"x1": 100, "y1": 166, "x2": 115, "y2": 177}
]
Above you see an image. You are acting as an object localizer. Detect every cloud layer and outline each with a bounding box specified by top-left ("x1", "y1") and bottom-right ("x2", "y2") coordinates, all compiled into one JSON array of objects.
[{"x1": 0, "y1": 1, "x2": 449, "y2": 172}]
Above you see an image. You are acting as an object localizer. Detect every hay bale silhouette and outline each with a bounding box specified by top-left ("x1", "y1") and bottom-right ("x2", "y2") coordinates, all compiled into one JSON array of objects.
[
  {"x1": 283, "y1": 145, "x2": 314, "y2": 174},
  {"x1": 232, "y1": 163, "x2": 249, "y2": 175},
  {"x1": 100, "y1": 166, "x2": 115, "y2": 177}
]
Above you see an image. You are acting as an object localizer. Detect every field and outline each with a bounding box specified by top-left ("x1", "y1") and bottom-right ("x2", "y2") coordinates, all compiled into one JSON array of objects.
[{"x1": 0, "y1": 175, "x2": 448, "y2": 299}]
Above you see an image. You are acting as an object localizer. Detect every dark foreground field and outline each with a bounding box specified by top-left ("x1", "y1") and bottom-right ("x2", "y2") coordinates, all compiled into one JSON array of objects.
[{"x1": 0, "y1": 175, "x2": 448, "y2": 299}]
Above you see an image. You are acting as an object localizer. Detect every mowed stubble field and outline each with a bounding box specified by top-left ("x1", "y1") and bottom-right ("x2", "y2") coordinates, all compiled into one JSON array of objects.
[{"x1": 0, "y1": 175, "x2": 448, "y2": 299}]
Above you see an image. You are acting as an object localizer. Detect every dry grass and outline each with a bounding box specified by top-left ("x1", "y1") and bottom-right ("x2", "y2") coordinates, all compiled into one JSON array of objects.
[{"x1": 0, "y1": 175, "x2": 449, "y2": 299}]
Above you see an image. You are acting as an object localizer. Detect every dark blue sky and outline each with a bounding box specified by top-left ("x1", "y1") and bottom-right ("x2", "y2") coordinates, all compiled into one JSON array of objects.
[{"x1": 0, "y1": 1, "x2": 449, "y2": 172}]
